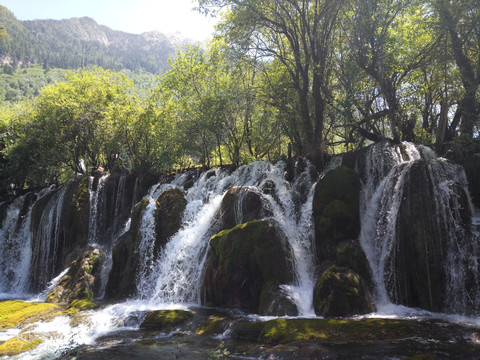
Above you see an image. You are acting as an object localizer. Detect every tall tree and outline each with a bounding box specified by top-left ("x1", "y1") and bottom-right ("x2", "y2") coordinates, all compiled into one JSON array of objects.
[
  {"x1": 199, "y1": 0, "x2": 345, "y2": 167},
  {"x1": 343, "y1": 0, "x2": 438, "y2": 142},
  {"x1": 435, "y1": 0, "x2": 480, "y2": 144}
]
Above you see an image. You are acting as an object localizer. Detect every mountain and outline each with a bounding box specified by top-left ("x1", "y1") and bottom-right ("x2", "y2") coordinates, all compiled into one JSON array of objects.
[{"x1": 0, "y1": 6, "x2": 188, "y2": 74}]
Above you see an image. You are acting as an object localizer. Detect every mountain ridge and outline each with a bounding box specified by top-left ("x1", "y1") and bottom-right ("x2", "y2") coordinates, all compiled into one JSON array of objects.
[{"x1": 0, "y1": 6, "x2": 190, "y2": 74}]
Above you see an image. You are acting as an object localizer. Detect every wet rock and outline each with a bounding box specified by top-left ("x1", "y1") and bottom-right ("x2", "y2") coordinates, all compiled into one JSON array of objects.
[
  {"x1": 393, "y1": 159, "x2": 473, "y2": 312},
  {"x1": 139, "y1": 310, "x2": 193, "y2": 331},
  {"x1": 203, "y1": 219, "x2": 296, "y2": 315},
  {"x1": 155, "y1": 188, "x2": 186, "y2": 251},
  {"x1": 46, "y1": 247, "x2": 105, "y2": 305},
  {"x1": 313, "y1": 265, "x2": 374, "y2": 317},
  {"x1": 313, "y1": 166, "x2": 361, "y2": 262},
  {"x1": 259, "y1": 284, "x2": 298, "y2": 316},
  {"x1": 461, "y1": 154, "x2": 480, "y2": 209},
  {"x1": 218, "y1": 187, "x2": 265, "y2": 230},
  {"x1": 335, "y1": 240, "x2": 372, "y2": 288},
  {"x1": 104, "y1": 199, "x2": 149, "y2": 300}
]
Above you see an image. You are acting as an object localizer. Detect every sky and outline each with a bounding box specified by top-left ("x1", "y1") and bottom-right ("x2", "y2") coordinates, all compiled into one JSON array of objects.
[{"x1": 1, "y1": 0, "x2": 217, "y2": 41}]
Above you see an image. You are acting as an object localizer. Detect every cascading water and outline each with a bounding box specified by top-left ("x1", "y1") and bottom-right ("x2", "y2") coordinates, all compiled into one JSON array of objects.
[
  {"x1": 358, "y1": 142, "x2": 480, "y2": 315},
  {"x1": 29, "y1": 185, "x2": 68, "y2": 292},
  {"x1": 87, "y1": 175, "x2": 109, "y2": 246},
  {"x1": 135, "y1": 161, "x2": 319, "y2": 315},
  {"x1": 0, "y1": 194, "x2": 36, "y2": 296}
]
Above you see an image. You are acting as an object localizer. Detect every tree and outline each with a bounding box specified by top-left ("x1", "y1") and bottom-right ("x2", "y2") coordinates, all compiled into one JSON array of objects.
[
  {"x1": 341, "y1": 0, "x2": 438, "y2": 142},
  {"x1": 2, "y1": 67, "x2": 138, "y2": 188},
  {"x1": 199, "y1": 0, "x2": 345, "y2": 167},
  {"x1": 434, "y1": 0, "x2": 480, "y2": 144}
]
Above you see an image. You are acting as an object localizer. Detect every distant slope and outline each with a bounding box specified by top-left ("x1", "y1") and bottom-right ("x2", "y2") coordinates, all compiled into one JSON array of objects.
[{"x1": 0, "y1": 6, "x2": 188, "y2": 74}]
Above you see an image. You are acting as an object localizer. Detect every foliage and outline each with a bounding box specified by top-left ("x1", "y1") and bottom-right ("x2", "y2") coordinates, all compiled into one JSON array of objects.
[{"x1": 0, "y1": 1, "x2": 479, "y2": 192}]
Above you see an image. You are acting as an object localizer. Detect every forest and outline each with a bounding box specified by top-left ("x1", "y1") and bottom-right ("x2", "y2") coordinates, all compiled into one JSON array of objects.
[{"x1": 0, "y1": 0, "x2": 478, "y2": 194}]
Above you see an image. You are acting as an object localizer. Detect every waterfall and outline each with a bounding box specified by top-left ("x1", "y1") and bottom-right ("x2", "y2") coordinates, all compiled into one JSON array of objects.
[
  {"x1": 358, "y1": 142, "x2": 480, "y2": 314},
  {"x1": 135, "y1": 161, "x2": 318, "y2": 315},
  {"x1": 88, "y1": 175, "x2": 109, "y2": 246},
  {"x1": 29, "y1": 185, "x2": 68, "y2": 292},
  {"x1": 0, "y1": 194, "x2": 36, "y2": 296},
  {"x1": 428, "y1": 158, "x2": 480, "y2": 314}
]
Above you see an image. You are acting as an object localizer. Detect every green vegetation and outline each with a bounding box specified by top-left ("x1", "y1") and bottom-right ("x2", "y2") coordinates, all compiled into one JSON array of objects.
[
  {"x1": 0, "y1": 1, "x2": 478, "y2": 193},
  {"x1": 0, "y1": 335, "x2": 43, "y2": 356},
  {"x1": 139, "y1": 310, "x2": 193, "y2": 330},
  {"x1": 0, "y1": 300, "x2": 61, "y2": 329}
]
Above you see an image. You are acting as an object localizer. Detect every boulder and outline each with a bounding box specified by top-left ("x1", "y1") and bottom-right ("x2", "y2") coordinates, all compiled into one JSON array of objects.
[
  {"x1": 203, "y1": 219, "x2": 297, "y2": 315},
  {"x1": 219, "y1": 187, "x2": 265, "y2": 230},
  {"x1": 313, "y1": 165, "x2": 361, "y2": 262},
  {"x1": 104, "y1": 199, "x2": 149, "y2": 300},
  {"x1": 392, "y1": 159, "x2": 473, "y2": 312},
  {"x1": 46, "y1": 247, "x2": 105, "y2": 305},
  {"x1": 154, "y1": 188, "x2": 186, "y2": 251},
  {"x1": 335, "y1": 240, "x2": 372, "y2": 288},
  {"x1": 313, "y1": 265, "x2": 374, "y2": 317}
]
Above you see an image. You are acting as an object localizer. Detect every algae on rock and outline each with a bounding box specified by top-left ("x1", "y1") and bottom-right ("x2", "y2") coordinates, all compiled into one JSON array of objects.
[{"x1": 203, "y1": 219, "x2": 297, "y2": 315}]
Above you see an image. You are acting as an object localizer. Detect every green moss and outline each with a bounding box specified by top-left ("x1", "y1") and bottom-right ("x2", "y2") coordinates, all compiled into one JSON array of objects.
[
  {"x1": 72, "y1": 176, "x2": 90, "y2": 214},
  {"x1": 205, "y1": 220, "x2": 295, "y2": 313},
  {"x1": 140, "y1": 310, "x2": 193, "y2": 331},
  {"x1": 0, "y1": 300, "x2": 61, "y2": 329},
  {"x1": 67, "y1": 299, "x2": 98, "y2": 311},
  {"x1": 313, "y1": 266, "x2": 374, "y2": 317},
  {"x1": 196, "y1": 316, "x2": 226, "y2": 335},
  {"x1": 254, "y1": 318, "x2": 426, "y2": 344},
  {"x1": 0, "y1": 335, "x2": 43, "y2": 356}
]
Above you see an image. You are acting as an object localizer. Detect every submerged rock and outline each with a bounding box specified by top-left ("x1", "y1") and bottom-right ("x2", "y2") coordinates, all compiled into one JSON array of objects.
[
  {"x1": 203, "y1": 219, "x2": 297, "y2": 315},
  {"x1": 313, "y1": 265, "x2": 374, "y2": 317},
  {"x1": 46, "y1": 247, "x2": 105, "y2": 306}
]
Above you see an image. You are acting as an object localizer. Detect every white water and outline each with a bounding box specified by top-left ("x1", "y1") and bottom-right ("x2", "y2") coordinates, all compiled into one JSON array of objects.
[
  {"x1": 135, "y1": 161, "x2": 319, "y2": 315},
  {"x1": 0, "y1": 187, "x2": 54, "y2": 296},
  {"x1": 30, "y1": 185, "x2": 68, "y2": 292},
  {"x1": 358, "y1": 142, "x2": 480, "y2": 314},
  {"x1": 87, "y1": 175, "x2": 109, "y2": 246}
]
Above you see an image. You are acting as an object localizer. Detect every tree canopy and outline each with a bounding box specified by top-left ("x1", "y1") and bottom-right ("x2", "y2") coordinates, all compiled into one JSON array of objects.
[{"x1": 0, "y1": 0, "x2": 479, "y2": 193}]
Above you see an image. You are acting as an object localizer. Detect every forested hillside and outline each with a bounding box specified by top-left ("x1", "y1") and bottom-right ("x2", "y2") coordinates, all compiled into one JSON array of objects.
[{"x1": 0, "y1": 6, "x2": 183, "y2": 73}]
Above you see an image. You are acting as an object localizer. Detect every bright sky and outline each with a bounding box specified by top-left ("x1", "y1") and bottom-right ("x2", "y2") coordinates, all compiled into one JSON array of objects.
[{"x1": 1, "y1": 0, "x2": 217, "y2": 42}]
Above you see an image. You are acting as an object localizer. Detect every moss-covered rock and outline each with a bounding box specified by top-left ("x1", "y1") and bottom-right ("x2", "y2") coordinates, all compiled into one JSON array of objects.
[
  {"x1": 46, "y1": 247, "x2": 104, "y2": 306},
  {"x1": 0, "y1": 300, "x2": 61, "y2": 329},
  {"x1": 313, "y1": 166, "x2": 361, "y2": 262},
  {"x1": 335, "y1": 240, "x2": 372, "y2": 287},
  {"x1": 154, "y1": 188, "x2": 186, "y2": 251},
  {"x1": 230, "y1": 317, "x2": 478, "y2": 345},
  {"x1": 218, "y1": 187, "x2": 265, "y2": 230},
  {"x1": 313, "y1": 266, "x2": 374, "y2": 317},
  {"x1": 203, "y1": 220, "x2": 296, "y2": 315},
  {"x1": 0, "y1": 334, "x2": 43, "y2": 356},
  {"x1": 139, "y1": 310, "x2": 193, "y2": 331},
  {"x1": 104, "y1": 199, "x2": 149, "y2": 300}
]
